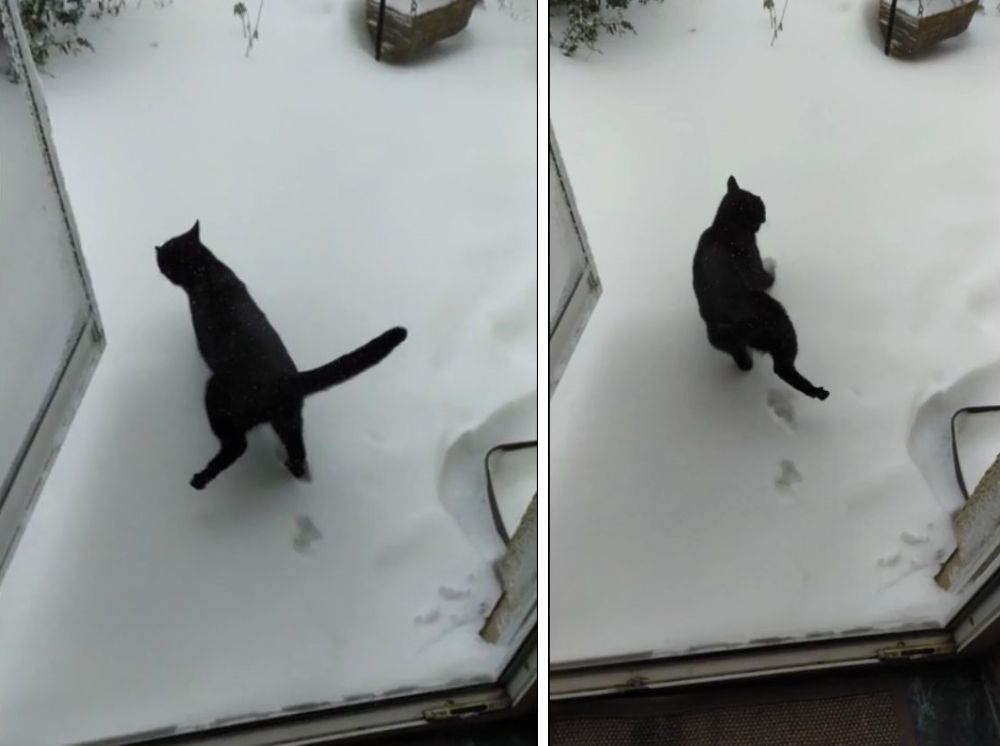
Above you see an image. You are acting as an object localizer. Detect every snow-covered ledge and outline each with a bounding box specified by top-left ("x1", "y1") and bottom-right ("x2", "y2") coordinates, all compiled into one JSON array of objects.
[
  {"x1": 480, "y1": 495, "x2": 537, "y2": 646},
  {"x1": 937, "y1": 454, "x2": 1000, "y2": 592}
]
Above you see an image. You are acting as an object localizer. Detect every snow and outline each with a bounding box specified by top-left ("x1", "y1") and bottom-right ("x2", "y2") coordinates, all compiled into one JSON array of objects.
[
  {"x1": 550, "y1": 0, "x2": 1000, "y2": 665},
  {"x1": 384, "y1": 0, "x2": 463, "y2": 14},
  {"x1": 893, "y1": 0, "x2": 976, "y2": 18},
  {"x1": 383, "y1": 0, "x2": 534, "y2": 19},
  {"x1": 0, "y1": 1, "x2": 534, "y2": 744}
]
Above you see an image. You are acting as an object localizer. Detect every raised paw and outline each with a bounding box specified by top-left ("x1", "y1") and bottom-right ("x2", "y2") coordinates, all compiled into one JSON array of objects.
[
  {"x1": 811, "y1": 387, "x2": 830, "y2": 401},
  {"x1": 734, "y1": 351, "x2": 753, "y2": 371},
  {"x1": 190, "y1": 472, "x2": 209, "y2": 490}
]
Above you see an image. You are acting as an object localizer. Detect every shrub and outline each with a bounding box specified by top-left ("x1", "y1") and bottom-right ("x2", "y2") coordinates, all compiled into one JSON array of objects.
[
  {"x1": 11, "y1": 0, "x2": 127, "y2": 66},
  {"x1": 550, "y1": 0, "x2": 662, "y2": 56}
]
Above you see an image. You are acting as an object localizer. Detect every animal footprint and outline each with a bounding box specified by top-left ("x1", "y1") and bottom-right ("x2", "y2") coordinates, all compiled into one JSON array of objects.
[
  {"x1": 438, "y1": 586, "x2": 472, "y2": 602},
  {"x1": 878, "y1": 552, "x2": 903, "y2": 568},
  {"x1": 293, "y1": 515, "x2": 323, "y2": 553},
  {"x1": 969, "y1": 284, "x2": 1000, "y2": 334},
  {"x1": 766, "y1": 388, "x2": 797, "y2": 432},
  {"x1": 364, "y1": 429, "x2": 388, "y2": 449},
  {"x1": 775, "y1": 459, "x2": 803, "y2": 491},
  {"x1": 900, "y1": 531, "x2": 930, "y2": 546},
  {"x1": 414, "y1": 609, "x2": 442, "y2": 626},
  {"x1": 415, "y1": 585, "x2": 487, "y2": 635}
]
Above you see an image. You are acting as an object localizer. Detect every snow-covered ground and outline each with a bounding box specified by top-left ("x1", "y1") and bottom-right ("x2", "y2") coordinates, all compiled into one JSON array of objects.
[
  {"x1": 0, "y1": 1, "x2": 535, "y2": 744},
  {"x1": 550, "y1": 0, "x2": 1000, "y2": 665},
  {"x1": 895, "y1": 0, "x2": 976, "y2": 17}
]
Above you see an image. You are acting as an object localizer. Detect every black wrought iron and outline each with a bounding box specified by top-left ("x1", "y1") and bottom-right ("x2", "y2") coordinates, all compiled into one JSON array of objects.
[
  {"x1": 884, "y1": 0, "x2": 899, "y2": 56},
  {"x1": 950, "y1": 405, "x2": 1000, "y2": 501},
  {"x1": 375, "y1": 0, "x2": 388, "y2": 61},
  {"x1": 485, "y1": 440, "x2": 537, "y2": 546}
]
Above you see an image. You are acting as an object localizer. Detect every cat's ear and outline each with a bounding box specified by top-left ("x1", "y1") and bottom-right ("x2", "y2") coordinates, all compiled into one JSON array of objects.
[
  {"x1": 189, "y1": 220, "x2": 200, "y2": 241},
  {"x1": 727, "y1": 175, "x2": 738, "y2": 193}
]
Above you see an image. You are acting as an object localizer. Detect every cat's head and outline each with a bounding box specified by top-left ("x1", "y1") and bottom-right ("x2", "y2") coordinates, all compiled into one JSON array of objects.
[
  {"x1": 155, "y1": 221, "x2": 209, "y2": 287},
  {"x1": 714, "y1": 176, "x2": 766, "y2": 234}
]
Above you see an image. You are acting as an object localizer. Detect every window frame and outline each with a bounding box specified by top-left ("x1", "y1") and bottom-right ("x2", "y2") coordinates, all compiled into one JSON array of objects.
[
  {"x1": 0, "y1": 0, "x2": 106, "y2": 585},
  {"x1": 549, "y1": 121, "x2": 602, "y2": 397}
]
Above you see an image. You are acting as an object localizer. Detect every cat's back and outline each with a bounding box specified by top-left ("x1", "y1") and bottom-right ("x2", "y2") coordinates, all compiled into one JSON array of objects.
[
  {"x1": 693, "y1": 226, "x2": 741, "y2": 290},
  {"x1": 693, "y1": 227, "x2": 753, "y2": 322},
  {"x1": 188, "y1": 268, "x2": 297, "y2": 378},
  {"x1": 693, "y1": 226, "x2": 722, "y2": 275}
]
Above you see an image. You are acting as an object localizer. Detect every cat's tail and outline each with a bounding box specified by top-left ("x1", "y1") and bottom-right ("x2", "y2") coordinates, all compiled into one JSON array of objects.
[
  {"x1": 747, "y1": 292, "x2": 829, "y2": 401},
  {"x1": 297, "y1": 326, "x2": 408, "y2": 397}
]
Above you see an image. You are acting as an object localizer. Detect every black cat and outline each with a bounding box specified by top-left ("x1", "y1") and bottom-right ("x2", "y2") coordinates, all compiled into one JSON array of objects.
[
  {"x1": 692, "y1": 176, "x2": 828, "y2": 401},
  {"x1": 156, "y1": 221, "x2": 408, "y2": 489}
]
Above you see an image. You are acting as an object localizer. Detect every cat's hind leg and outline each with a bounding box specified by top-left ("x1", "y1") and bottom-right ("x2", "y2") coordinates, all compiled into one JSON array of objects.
[
  {"x1": 272, "y1": 410, "x2": 310, "y2": 481},
  {"x1": 707, "y1": 323, "x2": 753, "y2": 371}
]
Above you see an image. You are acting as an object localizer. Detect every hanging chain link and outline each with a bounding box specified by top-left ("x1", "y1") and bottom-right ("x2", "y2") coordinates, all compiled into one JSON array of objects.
[
  {"x1": 917, "y1": 0, "x2": 924, "y2": 18},
  {"x1": 411, "y1": 0, "x2": 417, "y2": 15}
]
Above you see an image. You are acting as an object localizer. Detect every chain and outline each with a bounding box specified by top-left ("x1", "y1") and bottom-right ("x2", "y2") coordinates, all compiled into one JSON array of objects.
[
  {"x1": 917, "y1": 0, "x2": 924, "y2": 18},
  {"x1": 411, "y1": 0, "x2": 417, "y2": 15}
]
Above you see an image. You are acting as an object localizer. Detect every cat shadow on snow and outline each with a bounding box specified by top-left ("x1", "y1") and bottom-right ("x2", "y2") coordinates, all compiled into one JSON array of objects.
[{"x1": 156, "y1": 220, "x2": 407, "y2": 490}]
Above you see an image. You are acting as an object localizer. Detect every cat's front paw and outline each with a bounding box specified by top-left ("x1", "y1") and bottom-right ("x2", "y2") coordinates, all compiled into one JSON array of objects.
[
  {"x1": 190, "y1": 472, "x2": 209, "y2": 490},
  {"x1": 811, "y1": 387, "x2": 830, "y2": 401}
]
